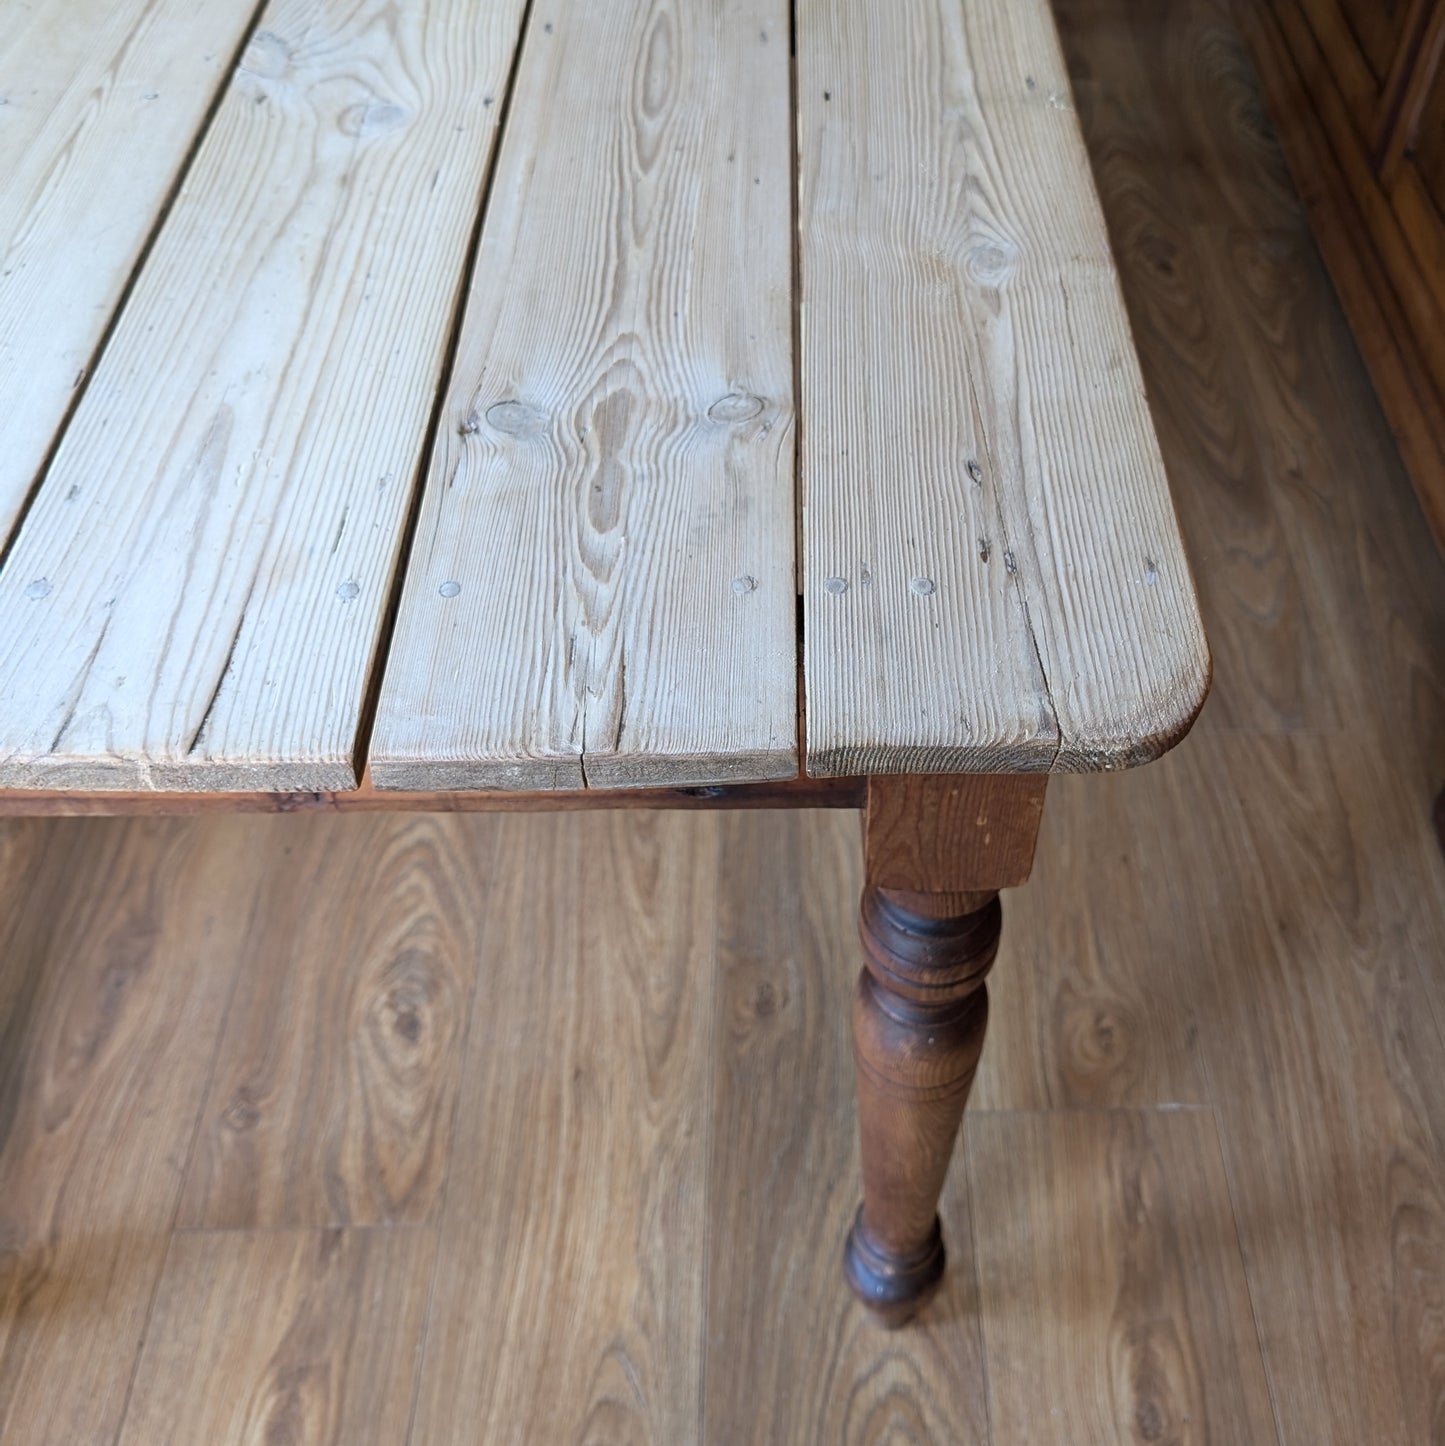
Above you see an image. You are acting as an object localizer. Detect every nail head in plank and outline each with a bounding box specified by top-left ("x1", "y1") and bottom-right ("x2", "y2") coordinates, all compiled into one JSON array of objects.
[
  {"x1": 796, "y1": 0, "x2": 1210, "y2": 777},
  {"x1": 0, "y1": 0, "x2": 530, "y2": 791},
  {"x1": 369, "y1": 0, "x2": 798, "y2": 792},
  {"x1": 0, "y1": 0, "x2": 261, "y2": 547}
]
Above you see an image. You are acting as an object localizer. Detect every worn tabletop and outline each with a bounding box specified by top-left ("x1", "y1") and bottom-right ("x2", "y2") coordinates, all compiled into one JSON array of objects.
[{"x1": 0, "y1": 0, "x2": 1208, "y2": 793}]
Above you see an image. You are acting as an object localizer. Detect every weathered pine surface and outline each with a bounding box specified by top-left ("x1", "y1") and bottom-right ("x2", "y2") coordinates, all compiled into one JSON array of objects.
[
  {"x1": 0, "y1": 0, "x2": 258, "y2": 543},
  {"x1": 0, "y1": 0, "x2": 1204, "y2": 795},
  {"x1": 796, "y1": 0, "x2": 1210, "y2": 776},
  {"x1": 2, "y1": 1, "x2": 1444, "y2": 1433},
  {"x1": 368, "y1": 0, "x2": 798, "y2": 791},
  {"x1": 0, "y1": 0, "x2": 528, "y2": 791}
]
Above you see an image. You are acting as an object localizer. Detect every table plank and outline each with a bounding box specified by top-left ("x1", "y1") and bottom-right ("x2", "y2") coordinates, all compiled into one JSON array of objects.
[
  {"x1": 0, "y1": 0, "x2": 529, "y2": 791},
  {"x1": 0, "y1": 0, "x2": 262, "y2": 547},
  {"x1": 796, "y1": 0, "x2": 1210, "y2": 776},
  {"x1": 369, "y1": 0, "x2": 797, "y2": 791}
]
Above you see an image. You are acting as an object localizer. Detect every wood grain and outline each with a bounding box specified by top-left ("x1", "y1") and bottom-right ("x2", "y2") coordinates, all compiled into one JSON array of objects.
[
  {"x1": 177, "y1": 816, "x2": 492, "y2": 1228},
  {"x1": 1239, "y1": 0, "x2": 1445, "y2": 551},
  {"x1": 0, "y1": 818, "x2": 267, "y2": 1444},
  {"x1": 371, "y1": 0, "x2": 797, "y2": 792},
  {"x1": 866, "y1": 773, "x2": 1047, "y2": 893},
  {"x1": 0, "y1": 771, "x2": 864, "y2": 817},
  {"x1": 971, "y1": 768, "x2": 1211, "y2": 1113},
  {"x1": 406, "y1": 812, "x2": 717, "y2": 1444},
  {"x1": 968, "y1": 1110, "x2": 1278, "y2": 1443},
  {"x1": 0, "y1": 0, "x2": 529, "y2": 792},
  {"x1": 1054, "y1": 0, "x2": 1339, "y2": 738},
  {"x1": 796, "y1": 0, "x2": 1210, "y2": 778},
  {"x1": 1152, "y1": 0, "x2": 1445, "y2": 780},
  {"x1": 117, "y1": 1228, "x2": 436, "y2": 1446},
  {"x1": 704, "y1": 810, "x2": 990, "y2": 1443},
  {"x1": 0, "y1": 0, "x2": 259, "y2": 543},
  {"x1": 1145, "y1": 733, "x2": 1445, "y2": 1443},
  {"x1": 0, "y1": 3, "x2": 1439, "y2": 1437}
]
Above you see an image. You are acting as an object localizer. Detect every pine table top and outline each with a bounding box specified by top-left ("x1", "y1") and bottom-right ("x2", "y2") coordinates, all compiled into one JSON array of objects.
[{"x1": 0, "y1": 0, "x2": 1208, "y2": 795}]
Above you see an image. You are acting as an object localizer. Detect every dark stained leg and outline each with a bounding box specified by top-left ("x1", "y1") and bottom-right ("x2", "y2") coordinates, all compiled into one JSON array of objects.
[{"x1": 845, "y1": 774, "x2": 1047, "y2": 1327}]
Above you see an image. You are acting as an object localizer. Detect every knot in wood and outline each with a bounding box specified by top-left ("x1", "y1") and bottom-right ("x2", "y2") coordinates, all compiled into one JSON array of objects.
[
  {"x1": 707, "y1": 391, "x2": 765, "y2": 424},
  {"x1": 240, "y1": 30, "x2": 292, "y2": 81},
  {"x1": 965, "y1": 240, "x2": 1020, "y2": 289},
  {"x1": 340, "y1": 98, "x2": 408, "y2": 138},
  {"x1": 483, "y1": 399, "x2": 547, "y2": 438}
]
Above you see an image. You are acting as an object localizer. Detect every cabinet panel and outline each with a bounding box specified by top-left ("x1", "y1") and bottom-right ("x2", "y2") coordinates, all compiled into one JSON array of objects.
[
  {"x1": 1411, "y1": 45, "x2": 1445, "y2": 206},
  {"x1": 1295, "y1": 0, "x2": 1427, "y2": 138},
  {"x1": 1337, "y1": 0, "x2": 1422, "y2": 82}
]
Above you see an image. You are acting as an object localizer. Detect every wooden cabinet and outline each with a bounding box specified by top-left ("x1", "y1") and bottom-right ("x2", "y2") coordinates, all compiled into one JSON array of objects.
[
  {"x1": 1242, "y1": 0, "x2": 1445, "y2": 550},
  {"x1": 1294, "y1": 0, "x2": 1423, "y2": 128}
]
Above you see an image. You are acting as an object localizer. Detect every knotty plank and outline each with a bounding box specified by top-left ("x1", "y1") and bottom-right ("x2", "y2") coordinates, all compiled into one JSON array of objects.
[
  {"x1": 177, "y1": 816, "x2": 492, "y2": 1229},
  {"x1": 116, "y1": 1229, "x2": 435, "y2": 1446},
  {"x1": 0, "y1": 818, "x2": 267, "y2": 1444},
  {"x1": 1053, "y1": 0, "x2": 1339, "y2": 738},
  {"x1": 704, "y1": 809, "x2": 990, "y2": 1445},
  {"x1": 370, "y1": 0, "x2": 797, "y2": 792},
  {"x1": 0, "y1": 0, "x2": 529, "y2": 792},
  {"x1": 0, "y1": 0, "x2": 261, "y2": 545},
  {"x1": 968, "y1": 1110, "x2": 1278, "y2": 1443},
  {"x1": 407, "y1": 813, "x2": 716, "y2": 1444},
  {"x1": 796, "y1": 0, "x2": 1211, "y2": 777}
]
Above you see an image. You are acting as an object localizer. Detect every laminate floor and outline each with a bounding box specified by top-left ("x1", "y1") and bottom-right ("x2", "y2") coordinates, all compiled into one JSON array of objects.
[{"x1": 2, "y1": 1, "x2": 1443, "y2": 1441}]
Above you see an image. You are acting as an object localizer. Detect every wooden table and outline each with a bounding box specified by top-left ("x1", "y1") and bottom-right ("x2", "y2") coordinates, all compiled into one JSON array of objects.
[{"x1": 0, "y1": 0, "x2": 1209, "y2": 1326}]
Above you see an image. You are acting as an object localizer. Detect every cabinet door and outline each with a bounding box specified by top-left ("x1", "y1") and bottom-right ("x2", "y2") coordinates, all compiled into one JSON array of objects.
[
  {"x1": 1337, "y1": 0, "x2": 1424, "y2": 81},
  {"x1": 1382, "y1": 9, "x2": 1445, "y2": 401},
  {"x1": 1295, "y1": 0, "x2": 1429, "y2": 139},
  {"x1": 1390, "y1": 11, "x2": 1445, "y2": 279}
]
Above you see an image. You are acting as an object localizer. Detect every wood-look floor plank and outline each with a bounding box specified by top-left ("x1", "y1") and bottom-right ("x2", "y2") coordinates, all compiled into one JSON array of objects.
[
  {"x1": 0, "y1": 0, "x2": 529, "y2": 792},
  {"x1": 0, "y1": 818, "x2": 268, "y2": 1445},
  {"x1": 177, "y1": 816, "x2": 493, "y2": 1229},
  {"x1": 972, "y1": 770, "x2": 1209, "y2": 1112},
  {"x1": 116, "y1": 1228, "x2": 436, "y2": 1446},
  {"x1": 371, "y1": 0, "x2": 797, "y2": 792},
  {"x1": 0, "y1": 0, "x2": 260, "y2": 544},
  {"x1": 1144, "y1": 733, "x2": 1445, "y2": 1444},
  {"x1": 796, "y1": 0, "x2": 1210, "y2": 778},
  {"x1": 407, "y1": 813, "x2": 717, "y2": 1444},
  {"x1": 704, "y1": 809, "x2": 989, "y2": 1444},
  {"x1": 968, "y1": 1110, "x2": 1278, "y2": 1444},
  {"x1": 1040, "y1": 8, "x2": 1445, "y2": 1438}
]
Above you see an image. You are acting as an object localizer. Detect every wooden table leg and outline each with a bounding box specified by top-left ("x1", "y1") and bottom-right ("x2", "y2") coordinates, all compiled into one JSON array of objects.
[{"x1": 845, "y1": 774, "x2": 1048, "y2": 1326}]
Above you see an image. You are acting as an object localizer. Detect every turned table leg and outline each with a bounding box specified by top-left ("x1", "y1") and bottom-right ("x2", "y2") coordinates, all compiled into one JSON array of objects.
[{"x1": 845, "y1": 774, "x2": 1047, "y2": 1326}]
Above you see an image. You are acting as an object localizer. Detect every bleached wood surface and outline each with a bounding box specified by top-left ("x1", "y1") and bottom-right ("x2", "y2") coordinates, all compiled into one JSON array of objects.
[
  {"x1": 0, "y1": 0, "x2": 1210, "y2": 795},
  {"x1": 369, "y1": 0, "x2": 798, "y2": 791},
  {"x1": 0, "y1": 0, "x2": 528, "y2": 790},
  {"x1": 0, "y1": 0, "x2": 258, "y2": 544},
  {"x1": 795, "y1": 0, "x2": 1210, "y2": 776}
]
